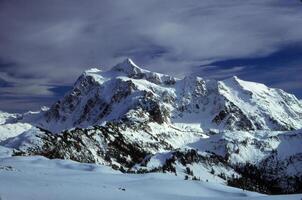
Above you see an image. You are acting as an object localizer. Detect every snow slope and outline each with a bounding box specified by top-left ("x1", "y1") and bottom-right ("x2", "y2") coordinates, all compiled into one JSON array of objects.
[
  {"x1": 0, "y1": 111, "x2": 15, "y2": 125},
  {"x1": 0, "y1": 111, "x2": 33, "y2": 142},
  {"x1": 134, "y1": 129, "x2": 302, "y2": 191},
  {"x1": 2, "y1": 123, "x2": 301, "y2": 193},
  {"x1": 0, "y1": 155, "x2": 301, "y2": 200},
  {"x1": 0, "y1": 122, "x2": 32, "y2": 142}
]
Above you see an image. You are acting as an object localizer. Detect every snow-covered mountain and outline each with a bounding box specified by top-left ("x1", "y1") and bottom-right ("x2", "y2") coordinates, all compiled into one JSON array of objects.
[
  {"x1": 34, "y1": 58, "x2": 302, "y2": 133},
  {"x1": 1, "y1": 58, "x2": 302, "y2": 195}
]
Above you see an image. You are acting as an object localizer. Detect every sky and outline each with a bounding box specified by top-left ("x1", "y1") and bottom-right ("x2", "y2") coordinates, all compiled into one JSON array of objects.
[{"x1": 0, "y1": 0, "x2": 302, "y2": 112}]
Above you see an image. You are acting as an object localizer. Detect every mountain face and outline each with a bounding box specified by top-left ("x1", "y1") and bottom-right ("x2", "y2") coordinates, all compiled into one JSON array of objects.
[
  {"x1": 1, "y1": 58, "x2": 302, "y2": 194},
  {"x1": 36, "y1": 58, "x2": 302, "y2": 133}
]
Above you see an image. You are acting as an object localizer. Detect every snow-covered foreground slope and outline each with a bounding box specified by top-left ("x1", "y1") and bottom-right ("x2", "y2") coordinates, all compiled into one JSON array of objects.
[
  {"x1": 0, "y1": 155, "x2": 301, "y2": 200},
  {"x1": 1, "y1": 126, "x2": 301, "y2": 193}
]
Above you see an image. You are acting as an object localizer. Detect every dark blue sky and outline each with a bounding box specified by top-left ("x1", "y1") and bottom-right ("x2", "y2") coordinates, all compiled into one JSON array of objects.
[
  {"x1": 0, "y1": 0, "x2": 301, "y2": 112},
  {"x1": 196, "y1": 44, "x2": 302, "y2": 98}
]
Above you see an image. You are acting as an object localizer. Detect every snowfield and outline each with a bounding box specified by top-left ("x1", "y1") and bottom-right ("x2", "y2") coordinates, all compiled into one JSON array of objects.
[{"x1": 0, "y1": 155, "x2": 301, "y2": 200}]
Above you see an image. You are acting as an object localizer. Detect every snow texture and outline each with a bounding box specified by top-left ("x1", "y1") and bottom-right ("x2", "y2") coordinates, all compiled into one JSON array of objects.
[{"x1": 0, "y1": 156, "x2": 301, "y2": 200}]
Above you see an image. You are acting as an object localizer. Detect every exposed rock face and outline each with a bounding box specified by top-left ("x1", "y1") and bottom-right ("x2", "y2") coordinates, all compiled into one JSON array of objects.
[
  {"x1": 212, "y1": 102, "x2": 255, "y2": 131},
  {"x1": 4, "y1": 125, "x2": 148, "y2": 169}
]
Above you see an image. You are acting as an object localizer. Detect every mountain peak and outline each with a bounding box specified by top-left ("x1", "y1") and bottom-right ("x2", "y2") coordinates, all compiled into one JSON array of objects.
[
  {"x1": 225, "y1": 75, "x2": 240, "y2": 82},
  {"x1": 124, "y1": 58, "x2": 137, "y2": 67},
  {"x1": 232, "y1": 75, "x2": 239, "y2": 80},
  {"x1": 112, "y1": 58, "x2": 143, "y2": 75}
]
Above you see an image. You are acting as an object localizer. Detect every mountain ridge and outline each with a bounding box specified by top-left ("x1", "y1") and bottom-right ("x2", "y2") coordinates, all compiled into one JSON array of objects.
[{"x1": 32, "y1": 58, "x2": 302, "y2": 133}]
